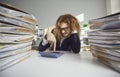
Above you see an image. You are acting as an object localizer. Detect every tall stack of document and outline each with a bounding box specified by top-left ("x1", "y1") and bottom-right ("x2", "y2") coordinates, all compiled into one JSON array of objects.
[
  {"x1": 0, "y1": 3, "x2": 38, "y2": 71},
  {"x1": 88, "y1": 12, "x2": 120, "y2": 72}
]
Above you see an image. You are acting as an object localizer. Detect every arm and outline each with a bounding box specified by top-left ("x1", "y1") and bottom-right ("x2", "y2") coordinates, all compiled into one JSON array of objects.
[
  {"x1": 38, "y1": 26, "x2": 56, "y2": 51},
  {"x1": 70, "y1": 33, "x2": 81, "y2": 53},
  {"x1": 38, "y1": 38, "x2": 50, "y2": 51}
]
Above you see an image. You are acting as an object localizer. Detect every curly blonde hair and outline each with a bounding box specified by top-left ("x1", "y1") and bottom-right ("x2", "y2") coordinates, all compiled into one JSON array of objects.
[{"x1": 54, "y1": 14, "x2": 80, "y2": 41}]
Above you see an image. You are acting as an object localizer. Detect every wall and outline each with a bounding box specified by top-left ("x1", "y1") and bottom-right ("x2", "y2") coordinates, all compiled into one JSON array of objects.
[
  {"x1": 106, "y1": 0, "x2": 120, "y2": 15},
  {"x1": 0, "y1": 0, "x2": 107, "y2": 28}
]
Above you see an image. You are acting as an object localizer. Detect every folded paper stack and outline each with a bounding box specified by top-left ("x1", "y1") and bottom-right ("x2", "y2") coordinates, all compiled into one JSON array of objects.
[
  {"x1": 88, "y1": 12, "x2": 120, "y2": 72},
  {"x1": 0, "y1": 3, "x2": 38, "y2": 71}
]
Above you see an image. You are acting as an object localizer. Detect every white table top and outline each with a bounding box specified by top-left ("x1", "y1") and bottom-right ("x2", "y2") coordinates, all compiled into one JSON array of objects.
[{"x1": 0, "y1": 51, "x2": 120, "y2": 77}]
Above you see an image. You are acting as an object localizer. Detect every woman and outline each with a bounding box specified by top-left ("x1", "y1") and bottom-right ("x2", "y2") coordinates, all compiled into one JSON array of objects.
[{"x1": 38, "y1": 14, "x2": 81, "y2": 53}]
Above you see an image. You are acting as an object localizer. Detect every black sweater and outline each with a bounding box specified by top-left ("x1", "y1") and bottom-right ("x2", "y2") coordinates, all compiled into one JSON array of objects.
[{"x1": 38, "y1": 33, "x2": 81, "y2": 53}]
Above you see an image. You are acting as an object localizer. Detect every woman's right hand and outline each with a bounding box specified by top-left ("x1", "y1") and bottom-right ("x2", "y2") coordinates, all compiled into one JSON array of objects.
[
  {"x1": 46, "y1": 33, "x2": 56, "y2": 51},
  {"x1": 46, "y1": 26, "x2": 56, "y2": 51}
]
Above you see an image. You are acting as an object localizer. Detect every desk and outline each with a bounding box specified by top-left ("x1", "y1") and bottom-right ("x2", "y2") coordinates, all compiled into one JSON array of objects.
[{"x1": 0, "y1": 51, "x2": 119, "y2": 77}]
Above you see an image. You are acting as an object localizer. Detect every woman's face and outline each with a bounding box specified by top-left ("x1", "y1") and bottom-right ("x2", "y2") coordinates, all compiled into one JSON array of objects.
[{"x1": 60, "y1": 22, "x2": 71, "y2": 38}]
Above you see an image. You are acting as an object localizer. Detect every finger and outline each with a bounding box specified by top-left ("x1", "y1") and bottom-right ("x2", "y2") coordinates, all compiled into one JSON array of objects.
[
  {"x1": 53, "y1": 42, "x2": 56, "y2": 52},
  {"x1": 47, "y1": 28, "x2": 51, "y2": 33},
  {"x1": 50, "y1": 42, "x2": 53, "y2": 47}
]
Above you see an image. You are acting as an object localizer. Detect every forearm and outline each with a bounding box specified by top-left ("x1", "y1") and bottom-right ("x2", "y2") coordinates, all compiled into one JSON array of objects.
[{"x1": 38, "y1": 39, "x2": 50, "y2": 51}]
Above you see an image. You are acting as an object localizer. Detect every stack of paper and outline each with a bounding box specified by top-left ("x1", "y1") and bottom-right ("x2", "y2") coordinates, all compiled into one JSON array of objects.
[
  {"x1": 89, "y1": 12, "x2": 120, "y2": 30},
  {"x1": 0, "y1": 3, "x2": 38, "y2": 71},
  {"x1": 88, "y1": 12, "x2": 120, "y2": 72}
]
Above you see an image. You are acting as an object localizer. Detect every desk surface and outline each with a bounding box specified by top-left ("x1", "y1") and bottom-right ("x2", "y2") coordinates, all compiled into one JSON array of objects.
[{"x1": 0, "y1": 51, "x2": 119, "y2": 77}]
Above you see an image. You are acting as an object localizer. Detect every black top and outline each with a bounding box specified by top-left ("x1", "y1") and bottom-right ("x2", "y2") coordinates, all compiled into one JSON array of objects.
[{"x1": 38, "y1": 33, "x2": 81, "y2": 53}]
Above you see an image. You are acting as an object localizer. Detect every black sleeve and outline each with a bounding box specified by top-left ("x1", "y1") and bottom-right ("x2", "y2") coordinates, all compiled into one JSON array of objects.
[
  {"x1": 70, "y1": 33, "x2": 81, "y2": 53},
  {"x1": 38, "y1": 39, "x2": 50, "y2": 51}
]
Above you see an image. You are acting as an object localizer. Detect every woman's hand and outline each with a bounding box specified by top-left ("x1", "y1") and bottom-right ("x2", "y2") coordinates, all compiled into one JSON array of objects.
[
  {"x1": 47, "y1": 33, "x2": 56, "y2": 51},
  {"x1": 45, "y1": 26, "x2": 56, "y2": 51}
]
